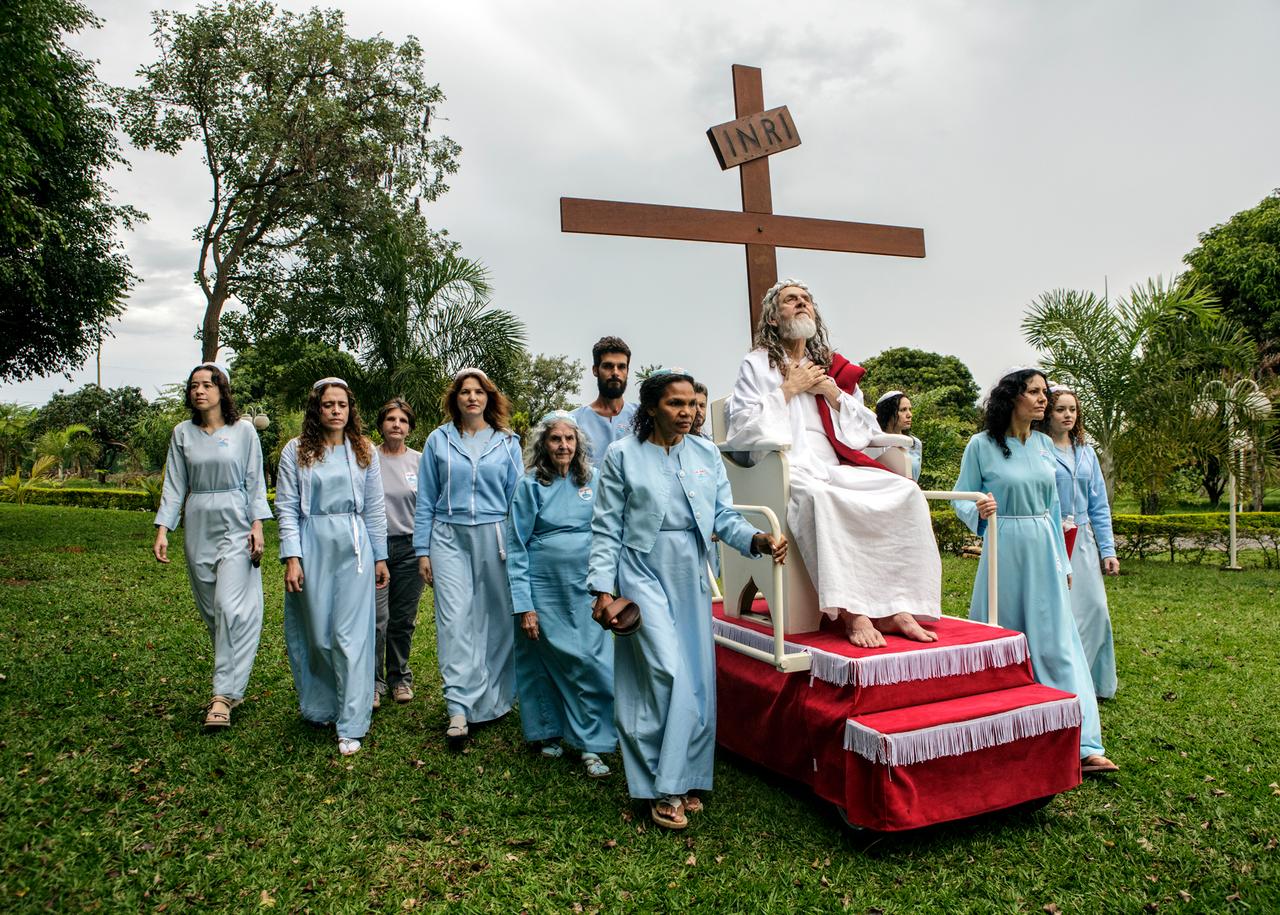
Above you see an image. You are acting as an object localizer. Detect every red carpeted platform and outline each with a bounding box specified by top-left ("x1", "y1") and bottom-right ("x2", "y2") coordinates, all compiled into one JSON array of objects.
[{"x1": 713, "y1": 600, "x2": 1082, "y2": 831}]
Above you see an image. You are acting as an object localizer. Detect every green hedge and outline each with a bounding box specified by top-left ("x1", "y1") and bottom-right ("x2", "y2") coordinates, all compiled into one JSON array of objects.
[
  {"x1": 930, "y1": 509, "x2": 979, "y2": 554},
  {"x1": 930, "y1": 508, "x2": 1280, "y2": 566},
  {"x1": 1112, "y1": 512, "x2": 1280, "y2": 565},
  {"x1": 19, "y1": 487, "x2": 154, "y2": 511}
]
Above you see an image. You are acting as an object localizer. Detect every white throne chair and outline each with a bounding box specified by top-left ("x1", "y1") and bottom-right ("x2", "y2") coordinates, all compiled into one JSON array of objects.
[{"x1": 709, "y1": 397, "x2": 914, "y2": 635}]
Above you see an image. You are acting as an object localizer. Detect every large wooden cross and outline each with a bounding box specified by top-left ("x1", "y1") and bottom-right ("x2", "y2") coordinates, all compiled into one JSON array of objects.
[{"x1": 561, "y1": 64, "x2": 925, "y2": 337}]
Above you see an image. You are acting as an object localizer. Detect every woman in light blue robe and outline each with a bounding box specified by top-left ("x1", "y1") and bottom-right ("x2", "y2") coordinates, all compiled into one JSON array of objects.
[
  {"x1": 1036, "y1": 386, "x2": 1118, "y2": 698},
  {"x1": 507, "y1": 411, "x2": 616, "y2": 777},
  {"x1": 415, "y1": 369, "x2": 523, "y2": 744},
  {"x1": 277, "y1": 378, "x2": 389, "y2": 756},
  {"x1": 154, "y1": 362, "x2": 272, "y2": 729},
  {"x1": 954, "y1": 369, "x2": 1117, "y2": 774},
  {"x1": 588, "y1": 370, "x2": 786, "y2": 829}
]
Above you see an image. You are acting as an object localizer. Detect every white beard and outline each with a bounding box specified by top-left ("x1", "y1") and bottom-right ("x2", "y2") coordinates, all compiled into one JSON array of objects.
[{"x1": 780, "y1": 314, "x2": 817, "y2": 341}]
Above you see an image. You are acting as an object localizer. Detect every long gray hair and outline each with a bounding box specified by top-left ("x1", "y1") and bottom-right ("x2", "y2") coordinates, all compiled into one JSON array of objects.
[
  {"x1": 524, "y1": 411, "x2": 593, "y2": 487},
  {"x1": 752, "y1": 278, "x2": 835, "y2": 372}
]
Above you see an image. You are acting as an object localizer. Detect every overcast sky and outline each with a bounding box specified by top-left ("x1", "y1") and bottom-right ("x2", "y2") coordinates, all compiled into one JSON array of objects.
[{"x1": 5, "y1": 0, "x2": 1279, "y2": 409}]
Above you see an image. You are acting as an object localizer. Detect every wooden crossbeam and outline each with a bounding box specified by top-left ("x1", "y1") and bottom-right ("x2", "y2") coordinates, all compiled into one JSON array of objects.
[{"x1": 560, "y1": 198, "x2": 926, "y2": 258}]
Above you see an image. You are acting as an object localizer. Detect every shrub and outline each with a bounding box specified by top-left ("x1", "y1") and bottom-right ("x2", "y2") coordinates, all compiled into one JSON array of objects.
[
  {"x1": 21, "y1": 487, "x2": 153, "y2": 511},
  {"x1": 1112, "y1": 512, "x2": 1280, "y2": 567}
]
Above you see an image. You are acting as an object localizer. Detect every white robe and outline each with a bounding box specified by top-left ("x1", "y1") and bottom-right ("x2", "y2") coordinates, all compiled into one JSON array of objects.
[{"x1": 723, "y1": 349, "x2": 941, "y2": 621}]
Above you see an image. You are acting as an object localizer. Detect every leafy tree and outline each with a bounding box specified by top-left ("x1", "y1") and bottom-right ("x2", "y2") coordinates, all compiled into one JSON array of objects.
[
  {"x1": 0, "y1": 0, "x2": 139, "y2": 382},
  {"x1": 859, "y1": 348, "x2": 980, "y2": 420},
  {"x1": 508, "y1": 353, "x2": 584, "y2": 433},
  {"x1": 33, "y1": 384, "x2": 149, "y2": 474},
  {"x1": 127, "y1": 386, "x2": 187, "y2": 473},
  {"x1": 1022, "y1": 277, "x2": 1252, "y2": 511},
  {"x1": 225, "y1": 213, "x2": 525, "y2": 437},
  {"x1": 117, "y1": 0, "x2": 460, "y2": 361},
  {"x1": 1183, "y1": 190, "x2": 1280, "y2": 365}
]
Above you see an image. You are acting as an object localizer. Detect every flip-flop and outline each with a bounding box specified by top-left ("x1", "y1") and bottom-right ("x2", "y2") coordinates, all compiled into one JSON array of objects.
[
  {"x1": 681, "y1": 794, "x2": 704, "y2": 814},
  {"x1": 1081, "y1": 754, "x2": 1120, "y2": 774},
  {"x1": 650, "y1": 798, "x2": 688, "y2": 830},
  {"x1": 540, "y1": 742, "x2": 564, "y2": 759}
]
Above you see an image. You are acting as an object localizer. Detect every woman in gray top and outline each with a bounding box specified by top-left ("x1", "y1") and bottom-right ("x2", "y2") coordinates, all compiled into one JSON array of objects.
[{"x1": 374, "y1": 398, "x2": 426, "y2": 708}]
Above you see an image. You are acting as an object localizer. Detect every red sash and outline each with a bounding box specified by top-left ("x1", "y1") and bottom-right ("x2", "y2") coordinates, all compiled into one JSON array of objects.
[{"x1": 813, "y1": 352, "x2": 891, "y2": 472}]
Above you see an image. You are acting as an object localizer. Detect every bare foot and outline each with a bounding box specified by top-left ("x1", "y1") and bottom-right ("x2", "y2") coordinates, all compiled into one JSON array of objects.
[
  {"x1": 844, "y1": 613, "x2": 887, "y2": 649},
  {"x1": 873, "y1": 612, "x2": 939, "y2": 643}
]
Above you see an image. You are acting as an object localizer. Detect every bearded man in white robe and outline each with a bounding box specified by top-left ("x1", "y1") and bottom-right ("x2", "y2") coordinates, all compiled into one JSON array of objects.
[{"x1": 723, "y1": 280, "x2": 941, "y2": 648}]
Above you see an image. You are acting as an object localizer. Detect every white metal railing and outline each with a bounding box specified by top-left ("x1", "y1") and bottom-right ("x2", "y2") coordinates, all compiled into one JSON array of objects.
[
  {"x1": 712, "y1": 492, "x2": 999, "y2": 673},
  {"x1": 711, "y1": 503, "x2": 812, "y2": 673}
]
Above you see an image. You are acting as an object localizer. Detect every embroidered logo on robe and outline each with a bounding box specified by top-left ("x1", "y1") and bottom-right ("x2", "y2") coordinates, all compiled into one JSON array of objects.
[
  {"x1": 577, "y1": 486, "x2": 593, "y2": 501},
  {"x1": 217, "y1": 437, "x2": 230, "y2": 448},
  {"x1": 405, "y1": 472, "x2": 417, "y2": 487}
]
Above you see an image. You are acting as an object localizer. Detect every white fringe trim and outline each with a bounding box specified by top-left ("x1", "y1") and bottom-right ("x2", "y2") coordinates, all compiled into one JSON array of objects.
[
  {"x1": 712, "y1": 617, "x2": 1028, "y2": 688},
  {"x1": 842, "y1": 697, "x2": 1082, "y2": 767}
]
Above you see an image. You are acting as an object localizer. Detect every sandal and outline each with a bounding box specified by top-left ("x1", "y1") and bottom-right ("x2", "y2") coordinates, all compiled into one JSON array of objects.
[
  {"x1": 1081, "y1": 754, "x2": 1119, "y2": 774},
  {"x1": 540, "y1": 742, "x2": 564, "y2": 759},
  {"x1": 582, "y1": 753, "x2": 610, "y2": 778},
  {"x1": 650, "y1": 796, "x2": 688, "y2": 830},
  {"x1": 338, "y1": 737, "x2": 361, "y2": 756},
  {"x1": 204, "y1": 695, "x2": 233, "y2": 729},
  {"x1": 681, "y1": 794, "x2": 704, "y2": 814},
  {"x1": 446, "y1": 714, "x2": 469, "y2": 740}
]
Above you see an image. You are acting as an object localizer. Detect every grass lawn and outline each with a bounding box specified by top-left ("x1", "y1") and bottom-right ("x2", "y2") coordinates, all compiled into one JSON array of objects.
[{"x1": 0, "y1": 504, "x2": 1277, "y2": 912}]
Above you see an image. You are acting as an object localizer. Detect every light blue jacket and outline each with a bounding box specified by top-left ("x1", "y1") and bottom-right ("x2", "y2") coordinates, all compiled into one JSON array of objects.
[
  {"x1": 1052, "y1": 441, "x2": 1116, "y2": 559},
  {"x1": 414, "y1": 424, "x2": 523, "y2": 556},
  {"x1": 587, "y1": 433, "x2": 759, "y2": 595},
  {"x1": 275, "y1": 437, "x2": 388, "y2": 562}
]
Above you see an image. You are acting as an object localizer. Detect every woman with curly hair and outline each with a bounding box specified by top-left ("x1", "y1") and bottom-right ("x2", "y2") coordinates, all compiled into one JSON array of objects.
[
  {"x1": 415, "y1": 369, "x2": 523, "y2": 745},
  {"x1": 507, "y1": 410, "x2": 616, "y2": 777},
  {"x1": 953, "y1": 369, "x2": 1117, "y2": 774},
  {"x1": 276, "y1": 378, "x2": 389, "y2": 756},
  {"x1": 154, "y1": 362, "x2": 273, "y2": 729},
  {"x1": 1034, "y1": 385, "x2": 1119, "y2": 698},
  {"x1": 589, "y1": 369, "x2": 787, "y2": 829}
]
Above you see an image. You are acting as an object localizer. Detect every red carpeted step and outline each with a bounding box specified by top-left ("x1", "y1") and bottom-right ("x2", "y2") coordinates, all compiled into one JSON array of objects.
[
  {"x1": 713, "y1": 600, "x2": 1037, "y2": 715},
  {"x1": 844, "y1": 682, "x2": 1080, "y2": 767}
]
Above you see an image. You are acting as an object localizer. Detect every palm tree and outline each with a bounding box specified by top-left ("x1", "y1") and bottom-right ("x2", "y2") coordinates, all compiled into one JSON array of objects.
[
  {"x1": 333, "y1": 222, "x2": 527, "y2": 430},
  {"x1": 35, "y1": 424, "x2": 99, "y2": 480},
  {"x1": 1022, "y1": 277, "x2": 1252, "y2": 510},
  {"x1": 0, "y1": 404, "x2": 36, "y2": 476}
]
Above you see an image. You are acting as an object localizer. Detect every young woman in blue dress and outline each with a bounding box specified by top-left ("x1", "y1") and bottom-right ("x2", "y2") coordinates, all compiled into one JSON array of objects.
[
  {"x1": 276, "y1": 378, "x2": 390, "y2": 756},
  {"x1": 415, "y1": 369, "x2": 523, "y2": 745},
  {"x1": 154, "y1": 362, "x2": 273, "y2": 729},
  {"x1": 1035, "y1": 385, "x2": 1119, "y2": 699},
  {"x1": 953, "y1": 369, "x2": 1117, "y2": 775}
]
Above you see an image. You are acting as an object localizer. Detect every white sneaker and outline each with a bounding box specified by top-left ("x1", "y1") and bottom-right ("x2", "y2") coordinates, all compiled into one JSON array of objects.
[{"x1": 338, "y1": 737, "x2": 361, "y2": 756}]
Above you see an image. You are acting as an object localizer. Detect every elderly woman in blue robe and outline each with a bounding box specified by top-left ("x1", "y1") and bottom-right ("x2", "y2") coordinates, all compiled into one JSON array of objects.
[
  {"x1": 953, "y1": 369, "x2": 1117, "y2": 775},
  {"x1": 154, "y1": 362, "x2": 273, "y2": 729},
  {"x1": 277, "y1": 378, "x2": 390, "y2": 756},
  {"x1": 588, "y1": 369, "x2": 787, "y2": 830},
  {"x1": 416, "y1": 368, "x2": 523, "y2": 745},
  {"x1": 507, "y1": 410, "x2": 616, "y2": 778},
  {"x1": 1035, "y1": 385, "x2": 1119, "y2": 698}
]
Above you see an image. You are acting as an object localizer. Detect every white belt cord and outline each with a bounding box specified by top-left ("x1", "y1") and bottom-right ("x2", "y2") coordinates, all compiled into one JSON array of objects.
[
  {"x1": 495, "y1": 522, "x2": 506, "y2": 560},
  {"x1": 351, "y1": 515, "x2": 364, "y2": 575}
]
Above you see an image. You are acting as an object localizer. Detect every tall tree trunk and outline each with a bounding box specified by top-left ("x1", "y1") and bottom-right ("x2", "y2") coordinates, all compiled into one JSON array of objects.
[
  {"x1": 1201, "y1": 454, "x2": 1225, "y2": 508},
  {"x1": 201, "y1": 283, "x2": 231, "y2": 362}
]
